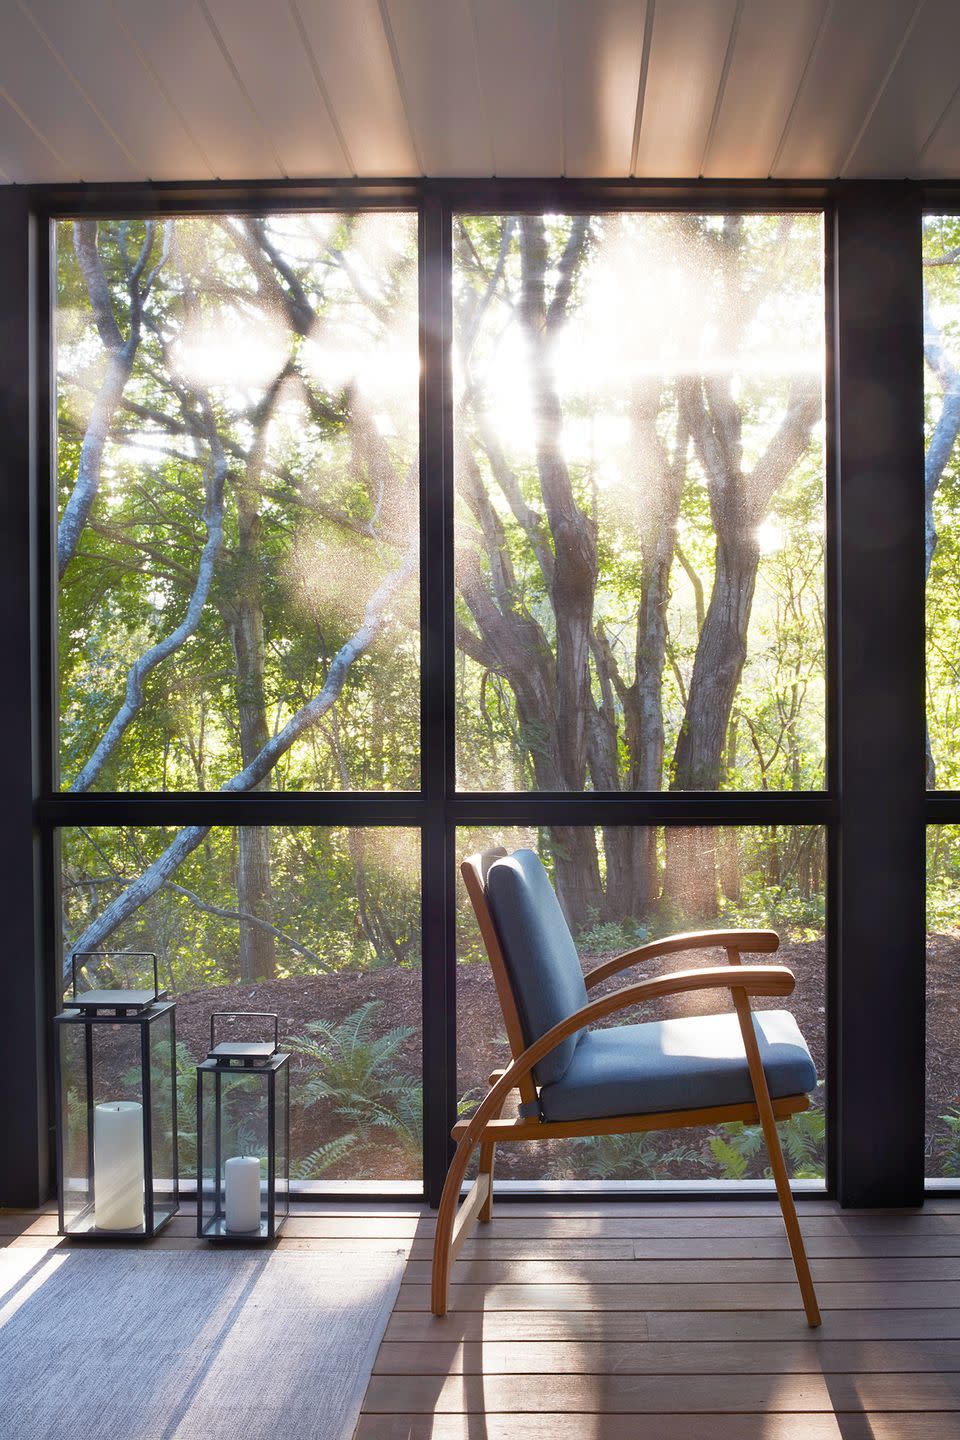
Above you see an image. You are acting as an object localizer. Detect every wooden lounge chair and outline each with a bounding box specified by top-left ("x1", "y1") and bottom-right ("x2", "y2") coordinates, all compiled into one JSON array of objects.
[{"x1": 431, "y1": 846, "x2": 822, "y2": 1327}]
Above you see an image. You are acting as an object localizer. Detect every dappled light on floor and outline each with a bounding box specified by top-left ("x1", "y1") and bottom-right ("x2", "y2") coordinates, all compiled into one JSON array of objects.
[{"x1": 358, "y1": 1199, "x2": 960, "y2": 1439}]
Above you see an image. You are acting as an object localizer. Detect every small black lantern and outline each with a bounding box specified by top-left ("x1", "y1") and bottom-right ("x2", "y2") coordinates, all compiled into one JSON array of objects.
[
  {"x1": 196, "y1": 1012, "x2": 290, "y2": 1242},
  {"x1": 54, "y1": 952, "x2": 179, "y2": 1239}
]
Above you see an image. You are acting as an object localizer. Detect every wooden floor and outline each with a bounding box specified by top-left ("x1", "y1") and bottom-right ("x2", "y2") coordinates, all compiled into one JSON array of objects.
[{"x1": 8, "y1": 1198, "x2": 960, "y2": 1437}]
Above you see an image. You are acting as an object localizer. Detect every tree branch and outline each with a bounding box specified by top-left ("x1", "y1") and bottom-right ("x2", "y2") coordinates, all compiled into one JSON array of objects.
[
  {"x1": 64, "y1": 544, "x2": 417, "y2": 964},
  {"x1": 69, "y1": 401, "x2": 228, "y2": 791},
  {"x1": 58, "y1": 220, "x2": 170, "y2": 579},
  {"x1": 163, "y1": 881, "x2": 334, "y2": 971}
]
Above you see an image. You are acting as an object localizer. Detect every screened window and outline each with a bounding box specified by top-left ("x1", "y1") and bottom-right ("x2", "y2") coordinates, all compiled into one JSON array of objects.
[
  {"x1": 51, "y1": 202, "x2": 832, "y2": 1197},
  {"x1": 56, "y1": 214, "x2": 420, "y2": 794},
  {"x1": 55, "y1": 212, "x2": 422, "y2": 1188},
  {"x1": 456, "y1": 824, "x2": 826, "y2": 1184},
  {"x1": 925, "y1": 215, "x2": 960, "y2": 790},
  {"x1": 454, "y1": 213, "x2": 826, "y2": 796}
]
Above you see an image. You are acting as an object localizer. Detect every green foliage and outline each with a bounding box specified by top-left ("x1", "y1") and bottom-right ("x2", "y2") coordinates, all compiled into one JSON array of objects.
[
  {"x1": 454, "y1": 211, "x2": 826, "y2": 800},
  {"x1": 576, "y1": 919, "x2": 648, "y2": 956},
  {"x1": 560, "y1": 1131, "x2": 702, "y2": 1181},
  {"x1": 719, "y1": 881, "x2": 826, "y2": 942},
  {"x1": 291, "y1": 1134, "x2": 358, "y2": 1181},
  {"x1": 708, "y1": 1125, "x2": 765, "y2": 1181},
  {"x1": 61, "y1": 825, "x2": 422, "y2": 991},
  {"x1": 56, "y1": 215, "x2": 422, "y2": 797},
  {"x1": 926, "y1": 218, "x2": 960, "y2": 805},
  {"x1": 937, "y1": 1107, "x2": 960, "y2": 1177},
  {"x1": 708, "y1": 1100, "x2": 826, "y2": 1182},
  {"x1": 928, "y1": 828, "x2": 960, "y2": 934},
  {"x1": 287, "y1": 1002, "x2": 421, "y2": 1160}
]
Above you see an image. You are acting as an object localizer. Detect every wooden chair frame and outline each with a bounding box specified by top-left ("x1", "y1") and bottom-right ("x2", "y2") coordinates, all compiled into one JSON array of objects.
[{"x1": 431, "y1": 847, "x2": 822, "y2": 1328}]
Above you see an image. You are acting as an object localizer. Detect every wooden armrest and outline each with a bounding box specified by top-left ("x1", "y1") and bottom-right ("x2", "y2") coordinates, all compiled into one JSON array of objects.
[
  {"x1": 584, "y1": 928, "x2": 780, "y2": 990},
  {"x1": 452, "y1": 964, "x2": 794, "y2": 1142}
]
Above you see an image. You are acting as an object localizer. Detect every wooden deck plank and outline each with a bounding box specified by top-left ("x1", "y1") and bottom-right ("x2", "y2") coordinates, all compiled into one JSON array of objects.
[
  {"x1": 410, "y1": 1214, "x2": 960, "y2": 1237},
  {"x1": 395, "y1": 1280, "x2": 960, "y2": 1311},
  {"x1": 373, "y1": 1338, "x2": 960, "y2": 1375},
  {"x1": 15, "y1": 1209, "x2": 960, "y2": 1240},
  {"x1": 384, "y1": 1306, "x2": 960, "y2": 1343},
  {"x1": 361, "y1": 1371, "x2": 960, "y2": 1413},
  {"x1": 485, "y1": 1201, "x2": 951, "y2": 1216},
  {"x1": 404, "y1": 1256, "x2": 960, "y2": 1284},
  {"x1": 409, "y1": 1234, "x2": 960, "y2": 1259},
  {"x1": 354, "y1": 1416, "x2": 960, "y2": 1440}
]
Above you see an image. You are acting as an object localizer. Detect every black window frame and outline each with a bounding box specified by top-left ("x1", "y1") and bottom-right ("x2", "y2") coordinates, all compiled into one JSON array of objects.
[{"x1": 0, "y1": 176, "x2": 936, "y2": 1209}]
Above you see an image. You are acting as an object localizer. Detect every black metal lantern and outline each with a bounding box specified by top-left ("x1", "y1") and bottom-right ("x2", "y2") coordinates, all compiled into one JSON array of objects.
[
  {"x1": 196, "y1": 1012, "x2": 290, "y2": 1242},
  {"x1": 54, "y1": 952, "x2": 179, "y2": 1239}
]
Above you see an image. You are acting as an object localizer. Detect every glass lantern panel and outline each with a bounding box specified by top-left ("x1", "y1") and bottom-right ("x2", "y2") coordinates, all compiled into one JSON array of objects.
[
  {"x1": 57, "y1": 1018, "x2": 149, "y2": 1235},
  {"x1": 197, "y1": 1064, "x2": 219, "y2": 1234},
  {"x1": 198, "y1": 1065, "x2": 274, "y2": 1239},
  {"x1": 275, "y1": 1063, "x2": 290, "y2": 1223},
  {"x1": 148, "y1": 1007, "x2": 178, "y2": 1229},
  {"x1": 57, "y1": 1018, "x2": 90, "y2": 1233},
  {"x1": 90, "y1": 1022, "x2": 149, "y2": 1234}
]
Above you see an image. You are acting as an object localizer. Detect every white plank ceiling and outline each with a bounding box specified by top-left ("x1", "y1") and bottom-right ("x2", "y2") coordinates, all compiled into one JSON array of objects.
[{"x1": 0, "y1": 0, "x2": 957, "y2": 184}]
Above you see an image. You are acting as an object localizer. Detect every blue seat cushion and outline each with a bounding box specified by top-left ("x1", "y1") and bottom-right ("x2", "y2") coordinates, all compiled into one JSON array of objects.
[
  {"x1": 538, "y1": 1008, "x2": 817, "y2": 1122},
  {"x1": 485, "y1": 849, "x2": 589, "y2": 1087}
]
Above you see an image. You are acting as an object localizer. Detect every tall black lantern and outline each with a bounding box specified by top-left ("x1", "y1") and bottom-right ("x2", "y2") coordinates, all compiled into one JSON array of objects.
[
  {"x1": 54, "y1": 952, "x2": 179, "y2": 1239},
  {"x1": 196, "y1": 1013, "x2": 290, "y2": 1242}
]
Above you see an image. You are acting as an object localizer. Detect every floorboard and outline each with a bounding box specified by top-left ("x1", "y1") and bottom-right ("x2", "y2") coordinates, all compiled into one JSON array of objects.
[
  {"x1": 8, "y1": 1198, "x2": 960, "y2": 1434},
  {"x1": 361, "y1": 1197, "x2": 960, "y2": 1435}
]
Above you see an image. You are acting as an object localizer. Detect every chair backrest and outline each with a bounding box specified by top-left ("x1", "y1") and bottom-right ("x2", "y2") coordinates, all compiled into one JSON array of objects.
[{"x1": 461, "y1": 847, "x2": 588, "y2": 1090}]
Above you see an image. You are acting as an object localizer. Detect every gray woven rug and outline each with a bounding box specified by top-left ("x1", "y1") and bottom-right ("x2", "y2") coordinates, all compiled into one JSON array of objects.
[{"x1": 0, "y1": 1245, "x2": 404, "y2": 1440}]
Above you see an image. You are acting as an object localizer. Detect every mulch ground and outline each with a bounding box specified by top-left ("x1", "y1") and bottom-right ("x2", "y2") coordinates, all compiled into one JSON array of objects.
[
  {"x1": 173, "y1": 935, "x2": 840, "y2": 1182},
  {"x1": 169, "y1": 935, "x2": 960, "y2": 1181}
]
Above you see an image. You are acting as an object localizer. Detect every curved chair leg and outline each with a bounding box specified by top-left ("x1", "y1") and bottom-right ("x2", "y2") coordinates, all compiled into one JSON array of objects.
[
  {"x1": 733, "y1": 989, "x2": 821, "y2": 1328},
  {"x1": 431, "y1": 1133, "x2": 479, "y2": 1317}
]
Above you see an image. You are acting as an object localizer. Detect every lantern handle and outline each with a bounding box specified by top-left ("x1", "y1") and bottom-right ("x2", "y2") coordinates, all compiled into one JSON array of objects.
[
  {"x1": 70, "y1": 951, "x2": 159, "y2": 1000},
  {"x1": 209, "y1": 1012, "x2": 279, "y2": 1053}
]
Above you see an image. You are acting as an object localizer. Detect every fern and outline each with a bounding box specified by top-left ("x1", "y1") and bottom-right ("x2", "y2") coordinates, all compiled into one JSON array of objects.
[
  {"x1": 561, "y1": 1131, "x2": 701, "y2": 1181},
  {"x1": 707, "y1": 1096, "x2": 826, "y2": 1181},
  {"x1": 939, "y1": 1107, "x2": 960, "y2": 1176},
  {"x1": 287, "y1": 1002, "x2": 421, "y2": 1157},
  {"x1": 291, "y1": 1133, "x2": 358, "y2": 1180},
  {"x1": 782, "y1": 1108, "x2": 826, "y2": 1177},
  {"x1": 708, "y1": 1136, "x2": 751, "y2": 1180}
]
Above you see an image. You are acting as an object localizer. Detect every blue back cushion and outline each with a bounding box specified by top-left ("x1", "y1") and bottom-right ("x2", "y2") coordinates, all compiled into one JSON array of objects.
[{"x1": 485, "y1": 849, "x2": 588, "y2": 1087}]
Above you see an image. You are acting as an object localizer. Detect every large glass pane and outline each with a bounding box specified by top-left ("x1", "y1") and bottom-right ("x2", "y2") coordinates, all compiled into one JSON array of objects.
[
  {"x1": 454, "y1": 212, "x2": 825, "y2": 793},
  {"x1": 927, "y1": 825, "x2": 960, "y2": 1178},
  {"x1": 61, "y1": 826, "x2": 422, "y2": 1186},
  {"x1": 55, "y1": 213, "x2": 419, "y2": 792},
  {"x1": 457, "y1": 825, "x2": 826, "y2": 1184},
  {"x1": 925, "y1": 217, "x2": 960, "y2": 788}
]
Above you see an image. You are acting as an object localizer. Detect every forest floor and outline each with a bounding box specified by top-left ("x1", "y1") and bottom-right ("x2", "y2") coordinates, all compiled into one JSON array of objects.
[
  {"x1": 173, "y1": 935, "x2": 960, "y2": 1181},
  {"x1": 174, "y1": 935, "x2": 842, "y2": 1183}
]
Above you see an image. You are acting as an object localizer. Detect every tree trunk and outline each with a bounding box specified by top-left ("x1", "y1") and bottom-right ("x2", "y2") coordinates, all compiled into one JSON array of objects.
[
  {"x1": 548, "y1": 825, "x2": 605, "y2": 935},
  {"x1": 601, "y1": 826, "x2": 658, "y2": 924},
  {"x1": 225, "y1": 477, "x2": 276, "y2": 983},
  {"x1": 718, "y1": 828, "x2": 741, "y2": 901},
  {"x1": 663, "y1": 827, "x2": 720, "y2": 919},
  {"x1": 236, "y1": 826, "x2": 274, "y2": 981},
  {"x1": 615, "y1": 389, "x2": 687, "y2": 917},
  {"x1": 664, "y1": 536, "x2": 760, "y2": 920},
  {"x1": 672, "y1": 532, "x2": 760, "y2": 791}
]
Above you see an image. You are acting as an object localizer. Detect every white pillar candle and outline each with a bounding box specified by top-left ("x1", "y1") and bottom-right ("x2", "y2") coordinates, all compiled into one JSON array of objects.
[
  {"x1": 224, "y1": 1156, "x2": 261, "y2": 1234},
  {"x1": 93, "y1": 1101, "x2": 144, "y2": 1231}
]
